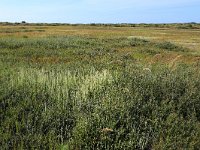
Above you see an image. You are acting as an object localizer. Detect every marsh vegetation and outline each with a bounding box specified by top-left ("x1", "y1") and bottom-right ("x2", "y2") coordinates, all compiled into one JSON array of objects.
[{"x1": 0, "y1": 24, "x2": 200, "y2": 149}]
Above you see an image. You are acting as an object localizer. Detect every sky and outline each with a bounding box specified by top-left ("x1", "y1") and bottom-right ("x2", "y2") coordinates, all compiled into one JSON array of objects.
[{"x1": 0, "y1": 0, "x2": 199, "y2": 23}]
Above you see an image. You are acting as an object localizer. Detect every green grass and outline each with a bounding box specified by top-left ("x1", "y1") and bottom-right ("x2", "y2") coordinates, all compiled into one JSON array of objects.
[{"x1": 0, "y1": 34, "x2": 200, "y2": 149}]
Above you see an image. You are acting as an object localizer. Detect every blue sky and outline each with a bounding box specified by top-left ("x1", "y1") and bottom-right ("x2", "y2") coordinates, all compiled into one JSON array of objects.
[{"x1": 0, "y1": 0, "x2": 199, "y2": 23}]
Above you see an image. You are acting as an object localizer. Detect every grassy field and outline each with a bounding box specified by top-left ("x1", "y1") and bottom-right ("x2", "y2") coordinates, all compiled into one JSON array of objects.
[{"x1": 0, "y1": 23, "x2": 200, "y2": 149}]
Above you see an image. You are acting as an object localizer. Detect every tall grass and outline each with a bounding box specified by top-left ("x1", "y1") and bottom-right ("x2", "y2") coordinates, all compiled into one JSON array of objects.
[
  {"x1": 0, "y1": 35, "x2": 200, "y2": 149},
  {"x1": 1, "y1": 64, "x2": 200, "y2": 149}
]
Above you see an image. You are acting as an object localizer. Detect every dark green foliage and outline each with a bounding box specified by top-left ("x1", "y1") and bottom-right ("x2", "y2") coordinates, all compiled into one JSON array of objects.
[
  {"x1": 155, "y1": 41, "x2": 186, "y2": 52},
  {"x1": 1, "y1": 86, "x2": 75, "y2": 149},
  {"x1": 1, "y1": 22, "x2": 199, "y2": 29},
  {"x1": 130, "y1": 38, "x2": 149, "y2": 47}
]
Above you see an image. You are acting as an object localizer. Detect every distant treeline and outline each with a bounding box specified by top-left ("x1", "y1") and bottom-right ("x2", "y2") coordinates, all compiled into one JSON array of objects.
[{"x1": 0, "y1": 22, "x2": 200, "y2": 29}]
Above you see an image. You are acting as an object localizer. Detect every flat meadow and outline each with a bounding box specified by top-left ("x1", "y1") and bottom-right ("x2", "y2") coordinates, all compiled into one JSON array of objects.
[{"x1": 0, "y1": 23, "x2": 200, "y2": 149}]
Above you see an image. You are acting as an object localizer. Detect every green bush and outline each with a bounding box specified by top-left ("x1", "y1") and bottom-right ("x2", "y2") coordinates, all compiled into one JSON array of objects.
[{"x1": 155, "y1": 41, "x2": 186, "y2": 52}]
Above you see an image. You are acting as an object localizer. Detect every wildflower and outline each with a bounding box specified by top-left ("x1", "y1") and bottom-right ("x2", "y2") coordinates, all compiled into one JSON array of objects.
[
  {"x1": 143, "y1": 68, "x2": 151, "y2": 72},
  {"x1": 101, "y1": 128, "x2": 114, "y2": 133}
]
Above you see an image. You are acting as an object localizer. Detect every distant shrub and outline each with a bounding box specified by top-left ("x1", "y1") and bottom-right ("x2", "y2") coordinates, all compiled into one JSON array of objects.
[
  {"x1": 23, "y1": 35, "x2": 28, "y2": 38},
  {"x1": 130, "y1": 38, "x2": 149, "y2": 46},
  {"x1": 176, "y1": 24, "x2": 199, "y2": 29},
  {"x1": 155, "y1": 41, "x2": 186, "y2": 52},
  {"x1": 138, "y1": 48, "x2": 159, "y2": 55}
]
